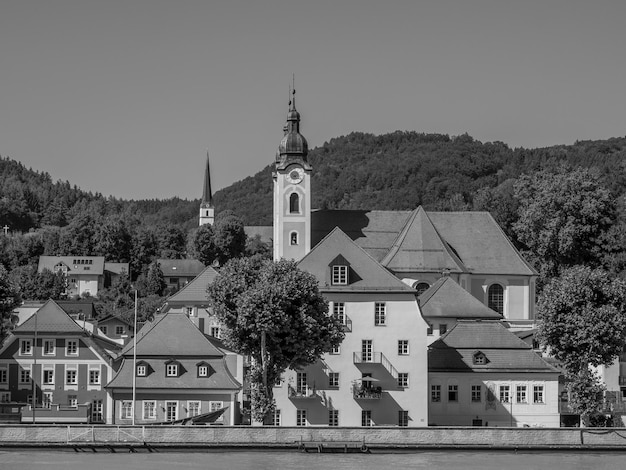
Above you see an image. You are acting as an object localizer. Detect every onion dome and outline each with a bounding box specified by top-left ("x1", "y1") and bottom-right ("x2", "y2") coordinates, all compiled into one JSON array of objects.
[{"x1": 277, "y1": 88, "x2": 308, "y2": 162}]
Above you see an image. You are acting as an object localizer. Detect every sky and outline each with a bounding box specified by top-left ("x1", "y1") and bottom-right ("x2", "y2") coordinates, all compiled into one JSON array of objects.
[{"x1": 1, "y1": 0, "x2": 625, "y2": 200}]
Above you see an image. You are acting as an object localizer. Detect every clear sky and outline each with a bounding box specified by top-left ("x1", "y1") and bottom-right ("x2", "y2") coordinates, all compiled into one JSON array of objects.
[{"x1": 1, "y1": 0, "x2": 625, "y2": 200}]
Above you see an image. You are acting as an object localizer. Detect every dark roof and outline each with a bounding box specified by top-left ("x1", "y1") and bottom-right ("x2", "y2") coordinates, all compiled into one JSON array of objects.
[
  {"x1": 311, "y1": 208, "x2": 537, "y2": 276},
  {"x1": 104, "y1": 262, "x2": 130, "y2": 275},
  {"x1": 298, "y1": 227, "x2": 415, "y2": 293},
  {"x1": 166, "y1": 266, "x2": 219, "y2": 304},
  {"x1": 419, "y1": 276, "x2": 502, "y2": 320},
  {"x1": 429, "y1": 321, "x2": 557, "y2": 373},
  {"x1": 157, "y1": 259, "x2": 206, "y2": 278}
]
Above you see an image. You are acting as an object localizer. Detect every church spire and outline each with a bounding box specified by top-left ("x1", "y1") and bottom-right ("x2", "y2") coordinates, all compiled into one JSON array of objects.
[{"x1": 199, "y1": 151, "x2": 215, "y2": 226}]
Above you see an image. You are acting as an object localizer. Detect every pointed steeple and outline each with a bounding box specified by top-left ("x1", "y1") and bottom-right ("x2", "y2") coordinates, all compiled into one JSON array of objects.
[{"x1": 202, "y1": 151, "x2": 213, "y2": 206}]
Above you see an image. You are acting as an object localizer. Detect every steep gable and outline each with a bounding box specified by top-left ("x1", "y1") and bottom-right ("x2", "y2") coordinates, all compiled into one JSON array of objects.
[
  {"x1": 419, "y1": 276, "x2": 502, "y2": 319},
  {"x1": 16, "y1": 299, "x2": 85, "y2": 334},
  {"x1": 298, "y1": 227, "x2": 414, "y2": 292},
  {"x1": 166, "y1": 266, "x2": 219, "y2": 304}
]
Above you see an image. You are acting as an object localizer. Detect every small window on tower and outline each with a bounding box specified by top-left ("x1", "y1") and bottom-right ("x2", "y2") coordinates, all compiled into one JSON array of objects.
[
  {"x1": 290, "y1": 231, "x2": 299, "y2": 245},
  {"x1": 289, "y1": 193, "x2": 300, "y2": 213}
]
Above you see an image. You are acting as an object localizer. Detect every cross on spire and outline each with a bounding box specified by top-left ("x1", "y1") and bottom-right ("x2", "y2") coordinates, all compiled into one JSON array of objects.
[{"x1": 2, "y1": 225, "x2": 9, "y2": 235}]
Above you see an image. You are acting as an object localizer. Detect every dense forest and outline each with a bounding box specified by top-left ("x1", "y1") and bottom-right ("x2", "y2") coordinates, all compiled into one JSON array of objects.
[{"x1": 1, "y1": 131, "x2": 625, "y2": 318}]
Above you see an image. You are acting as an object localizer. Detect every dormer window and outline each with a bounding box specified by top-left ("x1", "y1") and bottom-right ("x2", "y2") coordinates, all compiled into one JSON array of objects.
[
  {"x1": 197, "y1": 362, "x2": 211, "y2": 378},
  {"x1": 473, "y1": 351, "x2": 488, "y2": 365},
  {"x1": 331, "y1": 265, "x2": 348, "y2": 285},
  {"x1": 166, "y1": 361, "x2": 180, "y2": 377},
  {"x1": 137, "y1": 365, "x2": 146, "y2": 377}
]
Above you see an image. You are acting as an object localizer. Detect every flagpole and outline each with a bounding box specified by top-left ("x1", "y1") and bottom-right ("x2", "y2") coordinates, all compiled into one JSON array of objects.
[{"x1": 132, "y1": 289, "x2": 137, "y2": 425}]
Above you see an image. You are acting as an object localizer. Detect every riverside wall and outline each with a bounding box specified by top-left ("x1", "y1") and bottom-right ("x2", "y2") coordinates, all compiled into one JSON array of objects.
[{"x1": 1, "y1": 425, "x2": 626, "y2": 450}]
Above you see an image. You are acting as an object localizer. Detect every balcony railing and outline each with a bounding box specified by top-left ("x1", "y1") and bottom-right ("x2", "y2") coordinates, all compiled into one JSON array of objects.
[
  {"x1": 287, "y1": 385, "x2": 318, "y2": 399},
  {"x1": 352, "y1": 385, "x2": 382, "y2": 400},
  {"x1": 353, "y1": 352, "x2": 399, "y2": 379},
  {"x1": 20, "y1": 403, "x2": 91, "y2": 423}
]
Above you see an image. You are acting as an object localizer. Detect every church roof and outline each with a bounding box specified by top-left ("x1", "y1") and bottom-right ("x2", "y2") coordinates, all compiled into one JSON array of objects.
[
  {"x1": 202, "y1": 152, "x2": 213, "y2": 206},
  {"x1": 166, "y1": 266, "x2": 219, "y2": 304},
  {"x1": 298, "y1": 227, "x2": 415, "y2": 293},
  {"x1": 429, "y1": 321, "x2": 557, "y2": 373},
  {"x1": 311, "y1": 208, "x2": 536, "y2": 276},
  {"x1": 419, "y1": 276, "x2": 503, "y2": 320}
]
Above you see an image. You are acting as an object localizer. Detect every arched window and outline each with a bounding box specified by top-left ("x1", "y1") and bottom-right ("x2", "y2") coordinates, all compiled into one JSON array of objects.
[
  {"x1": 289, "y1": 193, "x2": 300, "y2": 213},
  {"x1": 290, "y1": 231, "x2": 298, "y2": 245},
  {"x1": 415, "y1": 282, "x2": 430, "y2": 296},
  {"x1": 488, "y1": 284, "x2": 504, "y2": 314}
]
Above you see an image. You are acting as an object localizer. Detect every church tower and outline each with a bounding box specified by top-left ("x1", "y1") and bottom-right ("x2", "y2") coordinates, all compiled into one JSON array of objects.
[
  {"x1": 199, "y1": 152, "x2": 215, "y2": 226},
  {"x1": 273, "y1": 88, "x2": 312, "y2": 261}
]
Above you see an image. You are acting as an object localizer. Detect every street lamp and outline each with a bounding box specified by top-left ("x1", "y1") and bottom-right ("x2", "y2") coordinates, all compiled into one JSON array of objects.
[{"x1": 132, "y1": 289, "x2": 138, "y2": 426}]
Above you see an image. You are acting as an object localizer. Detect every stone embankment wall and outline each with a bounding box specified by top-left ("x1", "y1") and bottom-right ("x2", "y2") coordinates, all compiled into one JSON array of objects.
[{"x1": 1, "y1": 425, "x2": 626, "y2": 450}]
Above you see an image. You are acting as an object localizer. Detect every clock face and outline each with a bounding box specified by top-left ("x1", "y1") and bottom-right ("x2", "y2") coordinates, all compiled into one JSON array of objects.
[{"x1": 287, "y1": 167, "x2": 304, "y2": 184}]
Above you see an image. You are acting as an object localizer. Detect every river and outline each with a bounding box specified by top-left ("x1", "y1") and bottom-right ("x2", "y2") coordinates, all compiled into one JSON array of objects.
[{"x1": 0, "y1": 450, "x2": 623, "y2": 470}]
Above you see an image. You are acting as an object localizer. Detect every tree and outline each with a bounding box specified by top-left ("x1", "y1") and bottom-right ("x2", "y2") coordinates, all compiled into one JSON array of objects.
[
  {"x1": 536, "y1": 266, "x2": 626, "y2": 423},
  {"x1": 143, "y1": 261, "x2": 166, "y2": 297},
  {"x1": 513, "y1": 167, "x2": 616, "y2": 282},
  {"x1": 158, "y1": 224, "x2": 187, "y2": 259},
  {"x1": 213, "y1": 211, "x2": 246, "y2": 265},
  {"x1": 190, "y1": 224, "x2": 217, "y2": 266},
  {"x1": 0, "y1": 265, "x2": 20, "y2": 341},
  {"x1": 207, "y1": 258, "x2": 344, "y2": 422}
]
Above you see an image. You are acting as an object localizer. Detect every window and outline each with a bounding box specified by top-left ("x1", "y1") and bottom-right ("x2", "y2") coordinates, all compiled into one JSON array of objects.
[
  {"x1": 290, "y1": 231, "x2": 298, "y2": 245},
  {"x1": 20, "y1": 368, "x2": 31, "y2": 384},
  {"x1": 289, "y1": 193, "x2": 300, "y2": 213},
  {"x1": 329, "y1": 409, "x2": 339, "y2": 427},
  {"x1": 274, "y1": 375, "x2": 283, "y2": 387},
  {"x1": 121, "y1": 401, "x2": 133, "y2": 419},
  {"x1": 0, "y1": 368, "x2": 7, "y2": 384},
  {"x1": 296, "y1": 372, "x2": 307, "y2": 395},
  {"x1": 43, "y1": 339, "x2": 55, "y2": 355},
  {"x1": 533, "y1": 385, "x2": 544, "y2": 404},
  {"x1": 374, "y1": 302, "x2": 386, "y2": 326},
  {"x1": 89, "y1": 369, "x2": 100, "y2": 385},
  {"x1": 43, "y1": 369, "x2": 54, "y2": 385},
  {"x1": 100, "y1": 326, "x2": 108, "y2": 335},
  {"x1": 198, "y1": 365, "x2": 209, "y2": 377},
  {"x1": 333, "y1": 302, "x2": 345, "y2": 324},
  {"x1": 66, "y1": 340, "x2": 78, "y2": 356},
  {"x1": 361, "y1": 410, "x2": 372, "y2": 427},
  {"x1": 296, "y1": 409, "x2": 307, "y2": 426},
  {"x1": 185, "y1": 307, "x2": 194, "y2": 316},
  {"x1": 209, "y1": 326, "x2": 221, "y2": 338},
  {"x1": 43, "y1": 392, "x2": 53, "y2": 409},
  {"x1": 427, "y1": 324, "x2": 433, "y2": 336},
  {"x1": 143, "y1": 400, "x2": 157, "y2": 420},
  {"x1": 398, "y1": 410, "x2": 409, "y2": 427},
  {"x1": 331, "y1": 344, "x2": 341, "y2": 355},
  {"x1": 398, "y1": 373, "x2": 409, "y2": 388},
  {"x1": 20, "y1": 339, "x2": 32, "y2": 356},
  {"x1": 517, "y1": 385, "x2": 527, "y2": 403},
  {"x1": 329, "y1": 372, "x2": 340, "y2": 389},
  {"x1": 0, "y1": 392, "x2": 10, "y2": 403},
  {"x1": 115, "y1": 326, "x2": 124, "y2": 335},
  {"x1": 68, "y1": 395, "x2": 77, "y2": 408},
  {"x1": 398, "y1": 340, "x2": 409, "y2": 355},
  {"x1": 66, "y1": 369, "x2": 78, "y2": 385},
  {"x1": 500, "y1": 385, "x2": 510, "y2": 403},
  {"x1": 188, "y1": 401, "x2": 201, "y2": 417},
  {"x1": 431, "y1": 385, "x2": 441, "y2": 402},
  {"x1": 166, "y1": 363, "x2": 179, "y2": 377},
  {"x1": 471, "y1": 385, "x2": 482, "y2": 402},
  {"x1": 439, "y1": 324, "x2": 447, "y2": 335},
  {"x1": 448, "y1": 384, "x2": 458, "y2": 402},
  {"x1": 270, "y1": 409, "x2": 281, "y2": 426},
  {"x1": 488, "y1": 284, "x2": 504, "y2": 315},
  {"x1": 209, "y1": 401, "x2": 223, "y2": 422},
  {"x1": 92, "y1": 400, "x2": 103, "y2": 422},
  {"x1": 415, "y1": 282, "x2": 430, "y2": 296},
  {"x1": 137, "y1": 365, "x2": 147, "y2": 377},
  {"x1": 473, "y1": 352, "x2": 487, "y2": 365},
  {"x1": 165, "y1": 401, "x2": 178, "y2": 422},
  {"x1": 331, "y1": 265, "x2": 348, "y2": 285}
]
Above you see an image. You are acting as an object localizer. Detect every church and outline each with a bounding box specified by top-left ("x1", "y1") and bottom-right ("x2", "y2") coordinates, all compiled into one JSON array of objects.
[{"x1": 199, "y1": 89, "x2": 558, "y2": 427}]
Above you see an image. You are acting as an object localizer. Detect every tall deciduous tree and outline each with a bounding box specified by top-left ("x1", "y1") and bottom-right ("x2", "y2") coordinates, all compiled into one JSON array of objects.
[
  {"x1": 213, "y1": 211, "x2": 246, "y2": 265},
  {"x1": 0, "y1": 265, "x2": 20, "y2": 341},
  {"x1": 207, "y1": 258, "x2": 344, "y2": 422},
  {"x1": 189, "y1": 224, "x2": 217, "y2": 266},
  {"x1": 513, "y1": 167, "x2": 616, "y2": 282},
  {"x1": 536, "y1": 266, "x2": 626, "y2": 423}
]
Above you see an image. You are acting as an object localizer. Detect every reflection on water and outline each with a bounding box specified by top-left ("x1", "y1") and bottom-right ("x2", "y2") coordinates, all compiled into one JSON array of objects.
[{"x1": 0, "y1": 450, "x2": 623, "y2": 470}]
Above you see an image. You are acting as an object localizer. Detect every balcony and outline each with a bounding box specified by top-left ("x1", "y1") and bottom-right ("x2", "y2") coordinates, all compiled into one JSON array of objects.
[
  {"x1": 287, "y1": 385, "x2": 318, "y2": 400},
  {"x1": 352, "y1": 384, "x2": 383, "y2": 400},
  {"x1": 353, "y1": 352, "x2": 399, "y2": 379}
]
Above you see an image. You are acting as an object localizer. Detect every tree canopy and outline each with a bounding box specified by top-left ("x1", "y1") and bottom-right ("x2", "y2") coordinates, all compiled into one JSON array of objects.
[
  {"x1": 0, "y1": 265, "x2": 20, "y2": 341},
  {"x1": 207, "y1": 257, "x2": 344, "y2": 422}
]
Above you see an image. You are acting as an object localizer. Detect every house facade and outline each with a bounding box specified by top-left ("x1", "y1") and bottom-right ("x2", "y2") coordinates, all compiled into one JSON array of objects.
[
  {"x1": 0, "y1": 300, "x2": 120, "y2": 423},
  {"x1": 105, "y1": 311, "x2": 242, "y2": 425},
  {"x1": 428, "y1": 321, "x2": 560, "y2": 427}
]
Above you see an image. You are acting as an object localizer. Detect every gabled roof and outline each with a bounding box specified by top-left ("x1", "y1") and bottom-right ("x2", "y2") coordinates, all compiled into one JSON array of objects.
[
  {"x1": 157, "y1": 259, "x2": 206, "y2": 278},
  {"x1": 104, "y1": 262, "x2": 130, "y2": 275},
  {"x1": 118, "y1": 311, "x2": 224, "y2": 357},
  {"x1": 298, "y1": 227, "x2": 415, "y2": 293},
  {"x1": 38, "y1": 256, "x2": 105, "y2": 275},
  {"x1": 166, "y1": 266, "x2": 219, "y2": 304},
  {"x1": 419, "y1": 276, "x2": 502, "y2": 320},
  {"x1": 381, "y1": 207, "x2": 466, "y2": 273},
  {"x1": 310, "y1": 208, "x2": 537, "y2": 276},
  {"x1": 16, "y1": 299, "x2": 85, "y2": 334},
  {"x1": 429, "y1": 321, "x2": 557, "y2": 373}
]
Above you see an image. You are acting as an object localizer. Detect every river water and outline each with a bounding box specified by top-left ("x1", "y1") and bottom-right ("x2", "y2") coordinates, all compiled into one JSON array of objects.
[{"x1": 0, "y1": 450, "x2": 623, "y2": 470}]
